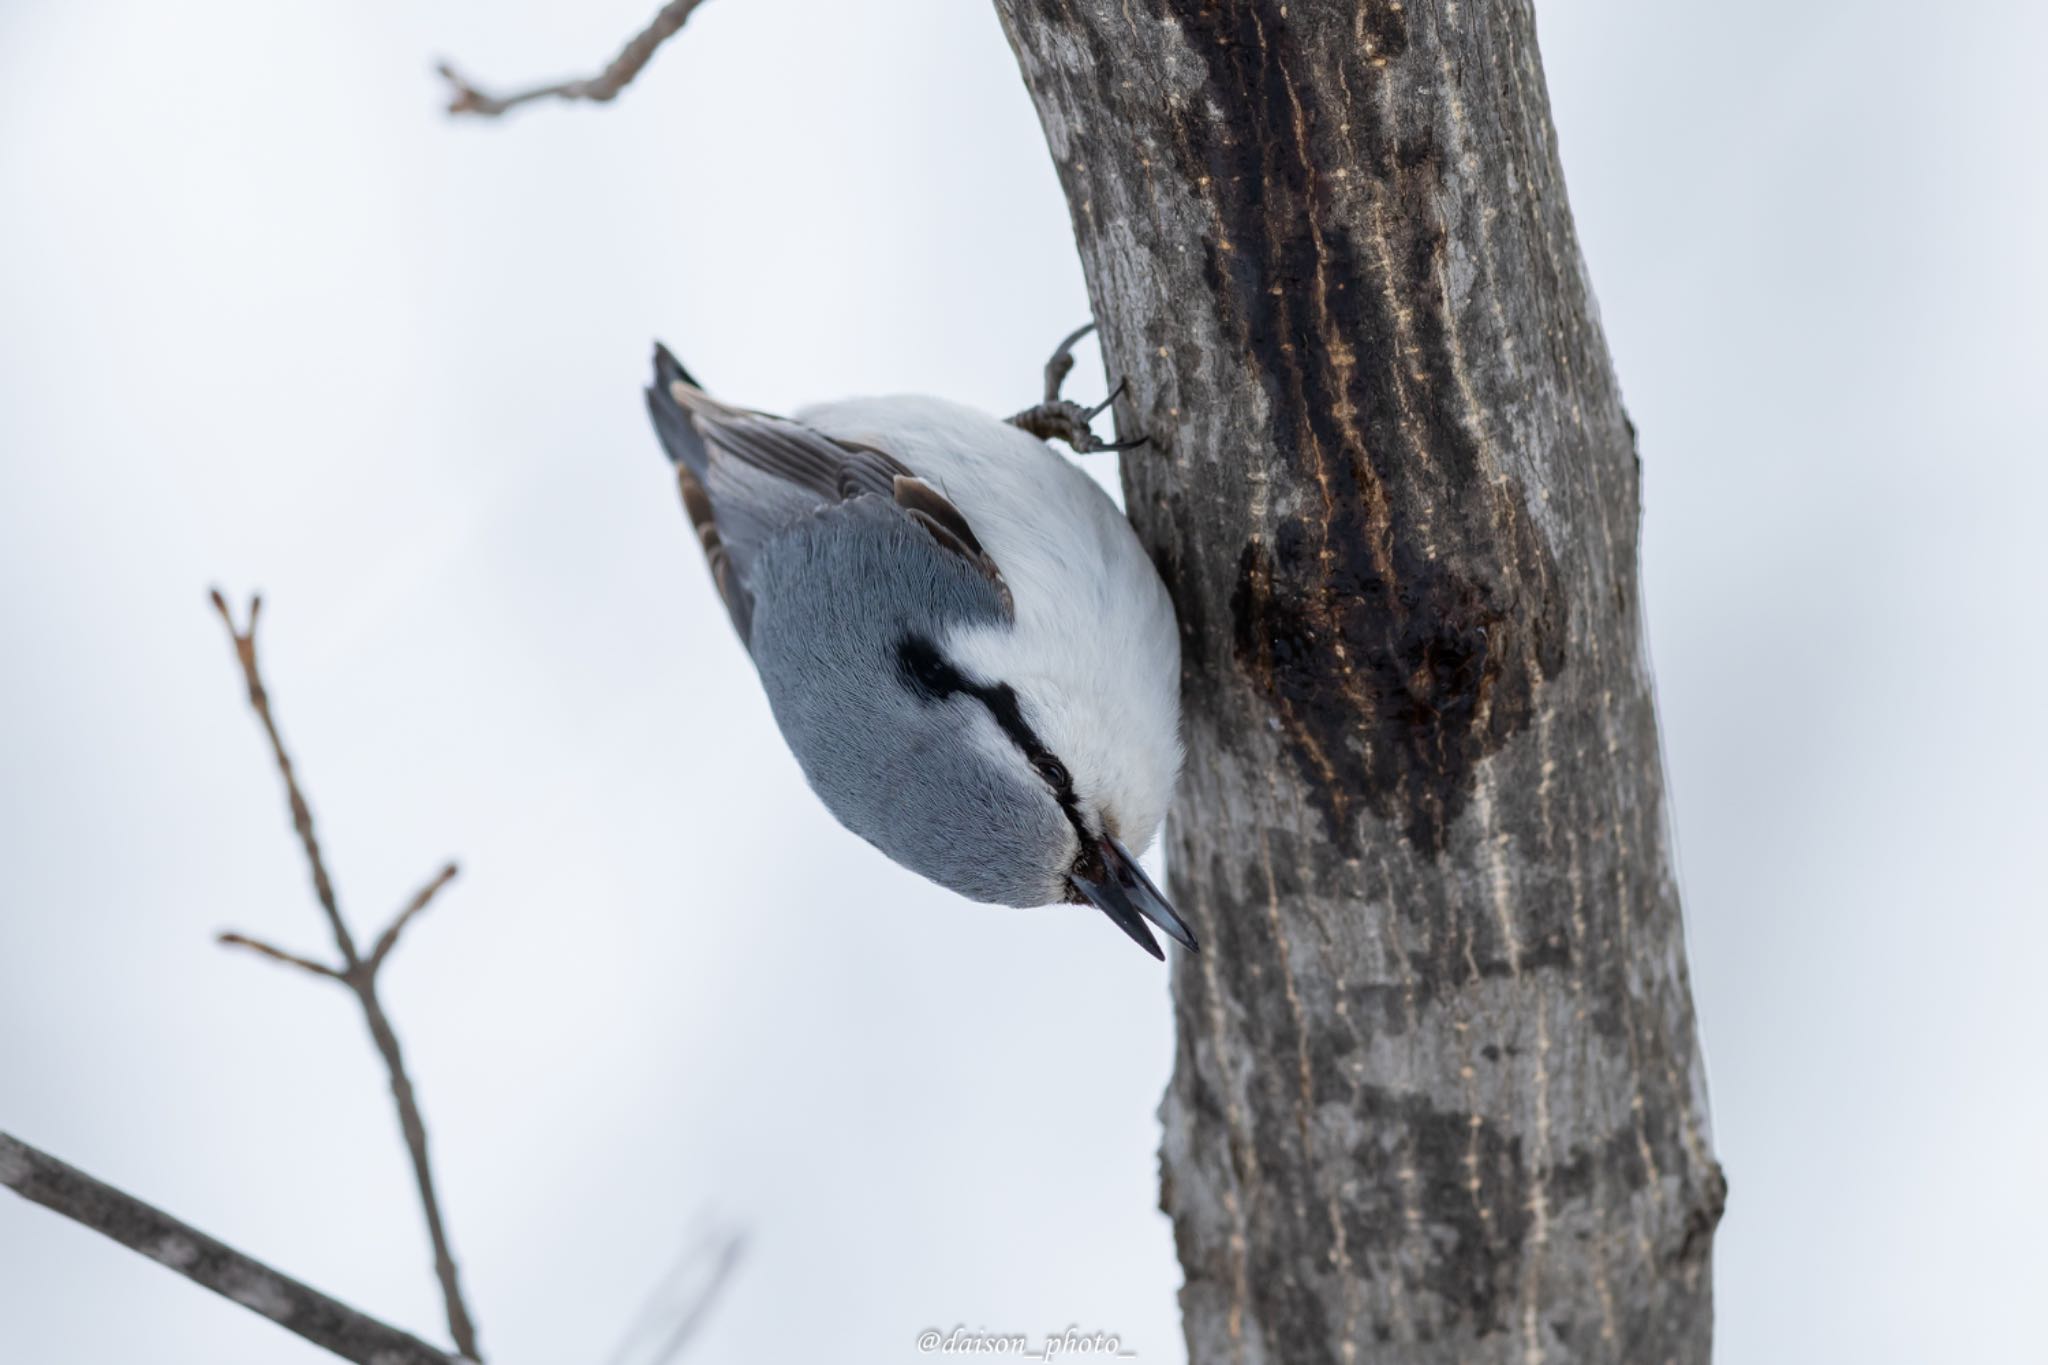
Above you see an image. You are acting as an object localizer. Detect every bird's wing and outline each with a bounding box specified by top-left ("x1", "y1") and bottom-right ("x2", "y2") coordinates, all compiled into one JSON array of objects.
[{"x1": 644, "y1": 344, "x2": 1009, "y2": 644}]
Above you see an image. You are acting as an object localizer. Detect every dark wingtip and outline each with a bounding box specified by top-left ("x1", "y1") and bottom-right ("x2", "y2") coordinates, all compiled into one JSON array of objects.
[
  {"x1": 651, "y1": 339, "x2": 701, "y2": 392},
  {"x1": 645, "y1": 377, "x2": 708, "y2": 472}
]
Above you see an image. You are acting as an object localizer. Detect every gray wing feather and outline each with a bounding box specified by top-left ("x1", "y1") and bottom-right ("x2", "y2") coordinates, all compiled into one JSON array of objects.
[{"x1": 644, "y1": 343, "x2": 1007, "y2": 644}]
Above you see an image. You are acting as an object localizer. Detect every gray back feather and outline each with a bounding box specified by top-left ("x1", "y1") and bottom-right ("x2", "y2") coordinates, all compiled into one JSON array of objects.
[
  {"x1": 746, "y1": 498, "x2": 1069, "y2": 906},
  {"x1": 645, "y1": 345, "x2": 1006, "y2": 643},
  {"x1": 644, "y1": 346, "x2": 1064, "y2": 907}
]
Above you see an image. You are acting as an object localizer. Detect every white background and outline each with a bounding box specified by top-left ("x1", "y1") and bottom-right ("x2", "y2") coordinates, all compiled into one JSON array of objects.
[{"x1": 2, "y1": 1, "x2": 2043, "y2": 1362}]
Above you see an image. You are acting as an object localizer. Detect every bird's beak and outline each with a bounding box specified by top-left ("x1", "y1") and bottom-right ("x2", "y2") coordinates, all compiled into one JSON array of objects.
[{"x1": 1070, "y1": 835, "x2": 1199, "y2": 960}]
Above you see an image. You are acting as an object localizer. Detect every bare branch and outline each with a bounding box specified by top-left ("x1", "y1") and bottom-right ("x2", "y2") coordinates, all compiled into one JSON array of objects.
[
  {"x1": 4, "y1": 593, "x2": 734, "y2": 1362},
  {"x1": 217, "y1": 932, "x2": 343, "y2": 981},
  {"x1": 438, "y1": 1, "x2": 710, "y2": 120},
  {"x1": 211, "y1": 590, "x2": 483, "y2": 1362},
  {"x1": 0, "y1": 1131, "x2": 456, "y2": 1365},
  {"x1": 210, "y1": 589, "x2": 359, "y2": 968},
  {"x1": 356, "y1": 977, "x2": 475, "y2": 1361},
  {"x1": 369, "y1": 863, "x2": 461, "y2": 971},
  {"x1": 605, "y1": 1225, "x2": 746, "y2": 1365},
  {"x1": 643, "y1": 1234, "x2": 743, "y2": 1365}
]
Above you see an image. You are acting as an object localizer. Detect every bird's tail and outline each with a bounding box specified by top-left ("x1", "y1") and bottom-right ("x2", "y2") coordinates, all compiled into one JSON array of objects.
[{"x1": 645, "y1": 342, "x2": 713, "y2": 480}]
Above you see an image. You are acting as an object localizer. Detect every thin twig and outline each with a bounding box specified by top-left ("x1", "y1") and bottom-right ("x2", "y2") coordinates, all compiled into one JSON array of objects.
[
  {"x1": 357, "y1": 974, "x2": 472, "y2": 1358},
  {"x1": 604, "y1": 1225, "x2": 747, "y2": 1365},
  {"x1": 210, "y1": 590, "x2": 483, "y2": 1362},
  {"x1": 210, "y1": 590, "x2": 359, "y2": 967},
  {"x1": 371, "y1": 863, "x2": 461, "y2": 971},
  {"x1": 0, "y1": 1131, "x2": 457, "y2": 1365},
  {"x1": 217, "y1": 932, "x2": 343, "y2": 980},
  {"x1": 438, "y1": 0, "x2": 711, "y2": 119},
  {"x1": 644, "y1": 1234, "x2": 744, "y2": 1365}
]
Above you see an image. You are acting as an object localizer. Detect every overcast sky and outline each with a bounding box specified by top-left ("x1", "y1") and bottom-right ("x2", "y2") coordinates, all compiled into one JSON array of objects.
[{"x1": 2, "y1": 1, "x2": 2043, "y2": 1362}]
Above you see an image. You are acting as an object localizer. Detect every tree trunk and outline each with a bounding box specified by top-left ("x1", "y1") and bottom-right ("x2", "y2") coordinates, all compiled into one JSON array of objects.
[{"x1": 993, "y1": 3, "x2": 1723, "y2": 1361}]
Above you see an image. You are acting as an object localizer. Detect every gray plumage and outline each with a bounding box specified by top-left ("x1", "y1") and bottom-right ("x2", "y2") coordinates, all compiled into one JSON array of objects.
[
  {"x1": 747, "y1": 499, "x2": 1071, "y2": 906},
  {"x1": 644, "y1": 341, "x2": 1194, "y2": 954},
  {"x1": 646, "y1": 346, "x2": 1066, "y2": 907}
]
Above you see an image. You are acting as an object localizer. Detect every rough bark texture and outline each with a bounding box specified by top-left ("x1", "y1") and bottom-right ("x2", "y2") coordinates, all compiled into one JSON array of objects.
[{"x1": 993, "y1": 3, "x2": 1722, "y2": 1361}]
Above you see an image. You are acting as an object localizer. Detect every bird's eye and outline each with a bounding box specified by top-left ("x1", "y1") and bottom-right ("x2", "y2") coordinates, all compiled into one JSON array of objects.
[{"x1": 1035, "y1": 756, "x2": 1071, "y2": 791}]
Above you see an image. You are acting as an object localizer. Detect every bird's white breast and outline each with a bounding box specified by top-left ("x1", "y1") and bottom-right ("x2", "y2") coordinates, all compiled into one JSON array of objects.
[{"x1": 797, "y1": 395, "x2": 1183, "y2": 853}]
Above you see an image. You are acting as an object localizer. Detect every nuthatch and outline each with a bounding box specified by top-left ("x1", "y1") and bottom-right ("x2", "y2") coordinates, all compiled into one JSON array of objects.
[{"x1": 644, "y1": 327, "x2": 1193, "y2": 958}]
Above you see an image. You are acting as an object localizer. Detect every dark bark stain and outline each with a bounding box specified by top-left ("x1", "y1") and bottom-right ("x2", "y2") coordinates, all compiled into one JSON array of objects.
[
  {"x1": 1343, "y1": 1085, "x2": 1532, "y2": 1336},
  {"x1": 1201, "y1": 847, "x2": 1540, "y2": 1346},
  {"x1": 1194, "y1": 847, "x2": 1346, "y2": 1365},
  {"x1": 1548, "y1": 1125, "x2": 1651, "y2": 1208},
  {"x1": 1146, "y1": 531, "x2": 1206, "y2": 669},
  {"x1": 1160, "y1": 0, "x2": 1566, "y2": 857}
]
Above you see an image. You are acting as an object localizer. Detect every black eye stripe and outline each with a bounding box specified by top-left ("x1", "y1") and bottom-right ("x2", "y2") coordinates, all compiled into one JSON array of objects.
[
  {"x1": 895, "y1": 635, "x2": 963, "y2": 702},
  {"x1": 895, "y1": 635, "x2": 1087, "y2": 832}
]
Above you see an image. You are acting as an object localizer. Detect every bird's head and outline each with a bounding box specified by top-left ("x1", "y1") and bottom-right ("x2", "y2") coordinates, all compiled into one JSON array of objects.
[
  {"x1": 839, "y1": 632, "x2": 1192, "y2": 958},
  {"x1": 755, "y1": 606, "x2": 1191, "y2": 957},
  {"x1": 737, "y1": 471, "x2": 1190, "y2": 958}
]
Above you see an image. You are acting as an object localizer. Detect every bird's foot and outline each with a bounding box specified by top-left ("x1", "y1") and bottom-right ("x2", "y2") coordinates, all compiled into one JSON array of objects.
[{"x1": 1006, "y1": 322, "x2": 1147, "y2": 454}]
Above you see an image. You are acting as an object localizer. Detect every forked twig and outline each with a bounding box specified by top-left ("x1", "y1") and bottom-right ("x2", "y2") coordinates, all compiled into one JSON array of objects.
[
  {"x1": 0, "y1": 1132, "x2": 456, "y2": 1365},
  {"x1": 5, "y1": 592, "x2": 742, "y2": 1364},
  {"x1": 371, "y1": 863, "x2": 462, "y2": 970},
  {"x1": 208, "y1": 590, "x2": 482, "y2": 1362},
  {"x1": 439, "y1": 0, "x2": 711, "y2": 119},
  {"x1": 216, "y1": 932, "x2": 342, "y2": 979}
]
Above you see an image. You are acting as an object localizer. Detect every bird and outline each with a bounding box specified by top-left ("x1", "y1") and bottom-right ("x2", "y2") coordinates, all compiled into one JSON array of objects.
[{"x1": 643, "y1": 326, "x2": 1195, "y2": 959}]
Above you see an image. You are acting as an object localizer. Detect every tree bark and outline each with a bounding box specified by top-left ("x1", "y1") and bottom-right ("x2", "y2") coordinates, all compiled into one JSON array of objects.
[{"x1": 993, "y1": 3, "x2": 1722, "y2": 1361}]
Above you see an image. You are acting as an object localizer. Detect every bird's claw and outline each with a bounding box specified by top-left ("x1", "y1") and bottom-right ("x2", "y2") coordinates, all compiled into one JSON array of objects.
[
  {"x1": 1082, "y1": 376, "x2": 1128, "y2": 423},
  {"x1": 1007, "y1": 323, "x2": 1148, "y2": 454},
  {"x1": 1008, "y1": 399, "x2": 1148, "y2": 453}
]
